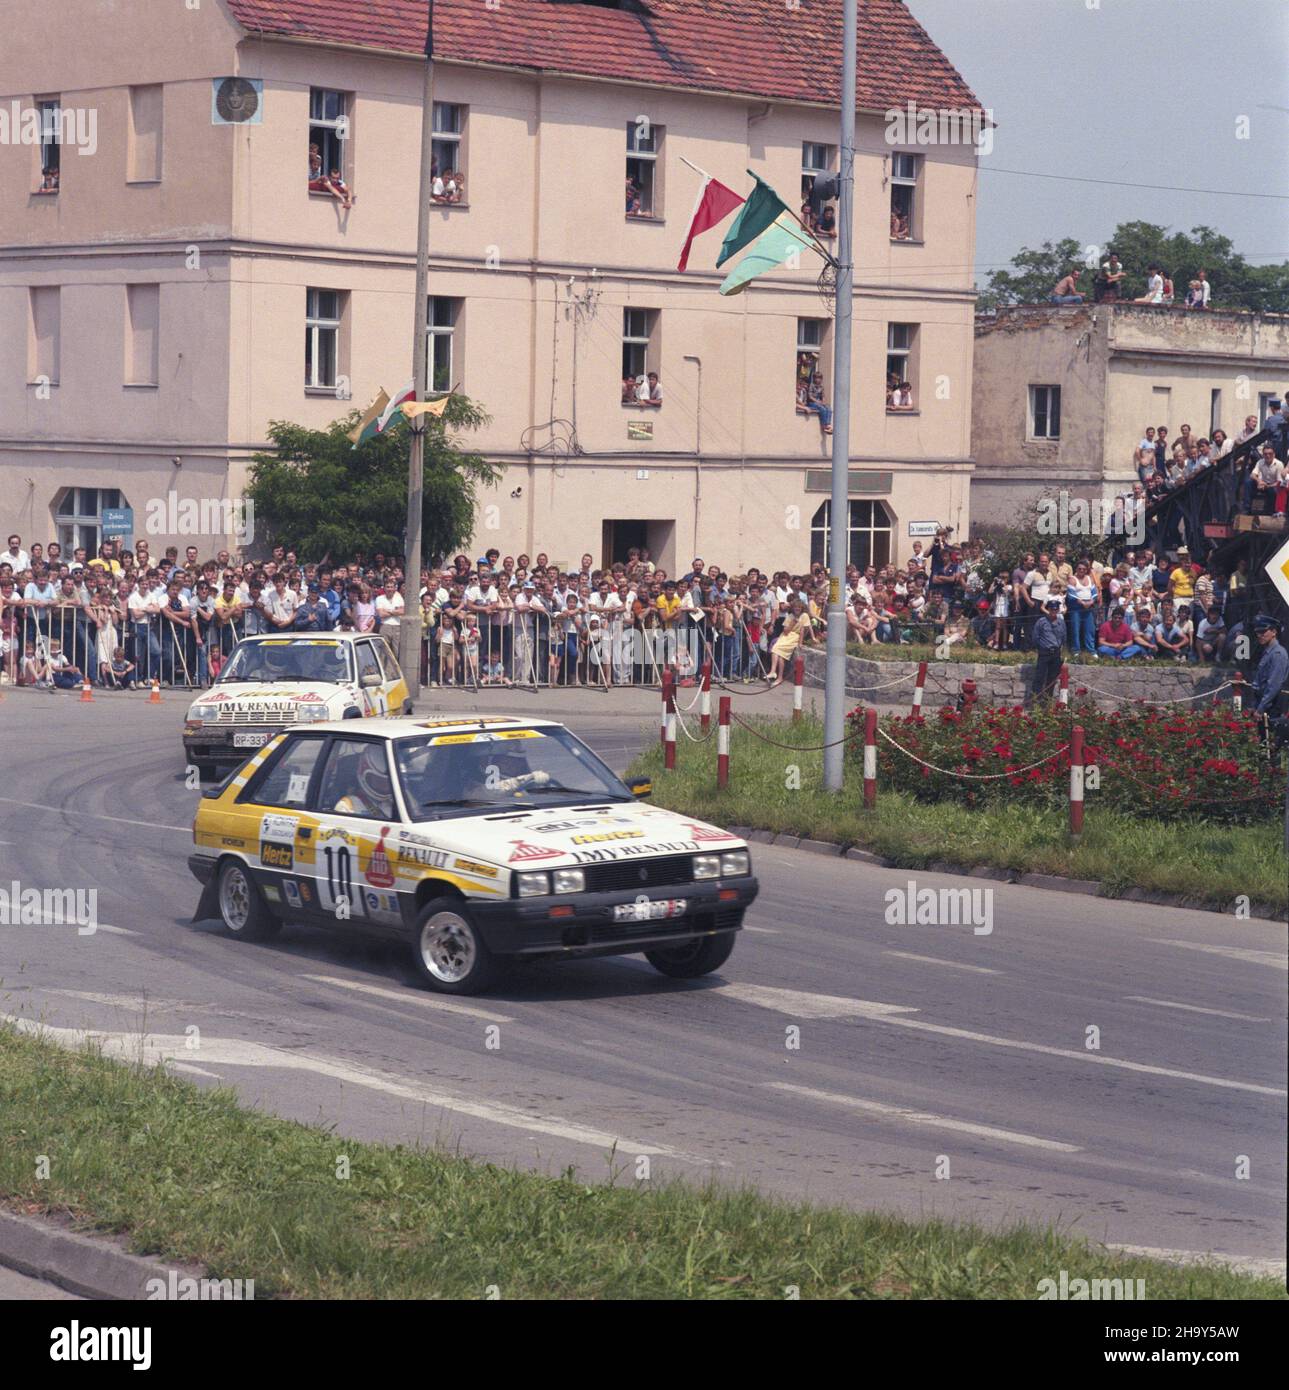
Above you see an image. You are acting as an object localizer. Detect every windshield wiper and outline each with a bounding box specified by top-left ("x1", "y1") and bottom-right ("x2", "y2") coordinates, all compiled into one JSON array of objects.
[{"x1": 422, "y1": 797, "x2": 497, "y2": 809}]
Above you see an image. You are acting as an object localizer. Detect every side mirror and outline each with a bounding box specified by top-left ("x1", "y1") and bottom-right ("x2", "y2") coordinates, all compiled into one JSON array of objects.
[
  {"x1": 360, "y1": 672, "x2": 382, "y2": 688},
  {"x1": 626, "y1": 776, "x2": 652, "y2": 799}
]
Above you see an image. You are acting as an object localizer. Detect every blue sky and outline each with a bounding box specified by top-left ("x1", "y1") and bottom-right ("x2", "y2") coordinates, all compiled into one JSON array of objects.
[{"x1": 903, "y1": 0, "x2": 1289, "y2": 283}]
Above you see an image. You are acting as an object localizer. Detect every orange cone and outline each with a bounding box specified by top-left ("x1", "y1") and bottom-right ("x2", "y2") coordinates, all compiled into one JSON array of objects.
[
  {"x1": 149, "y1": 679, "x2": 161, "y2": 704},
  {"x1": 80, "y1": 679, "x2": 93, "y2": 703}
]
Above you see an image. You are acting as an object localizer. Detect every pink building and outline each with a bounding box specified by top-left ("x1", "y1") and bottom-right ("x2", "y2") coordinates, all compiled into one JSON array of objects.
[{"x1": 0, "y1": 0, "x2": 982, "y2": 573}]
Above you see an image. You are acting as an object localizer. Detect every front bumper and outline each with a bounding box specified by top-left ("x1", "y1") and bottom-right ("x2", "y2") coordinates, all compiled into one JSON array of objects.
[
  {"x1": 184, "y1": 727, "x2": 285, "y2": 764},
  {"x1": 468, "y1": 877, "x2": 759, "y2": 957}
]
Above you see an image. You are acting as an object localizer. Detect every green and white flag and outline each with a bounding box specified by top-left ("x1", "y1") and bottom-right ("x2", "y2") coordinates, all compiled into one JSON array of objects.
[
  {"x1": 716, "y1": 171, "x2": 788, "y2": 267},
  {"x1": 719, "y1": 213, "x2": 816, "y2": 296}
]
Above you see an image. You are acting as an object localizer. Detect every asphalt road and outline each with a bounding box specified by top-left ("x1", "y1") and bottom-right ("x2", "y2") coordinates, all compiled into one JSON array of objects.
[{"x1": 0, "y1": 686, "x2": 1284, "y2": 1276}]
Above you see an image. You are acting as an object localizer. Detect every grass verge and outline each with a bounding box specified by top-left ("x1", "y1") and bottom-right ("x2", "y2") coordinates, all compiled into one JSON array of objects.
[
  {"x1": 0, "y1": 1027, "x2": 1282, "y2": 1299},
  {"x1": 631, "y1": 716, "x2": 1288, "y2": 915}
]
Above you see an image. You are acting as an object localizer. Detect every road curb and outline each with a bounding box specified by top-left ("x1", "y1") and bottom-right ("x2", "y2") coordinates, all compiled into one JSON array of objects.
[
  {"x1": 0, "y1": 1207, "x2": 200, "y2": 1301},
  {"x1": 735, "y1": 832, "x2": 1286, "y2": 921}
]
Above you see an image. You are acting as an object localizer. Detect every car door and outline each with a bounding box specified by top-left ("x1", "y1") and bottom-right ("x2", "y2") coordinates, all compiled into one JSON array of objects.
[
  {"x1": 233, "y1": 733, "x2": 328, "y2": 919},
  {"x1": 354, "y1": 639, "x2": 388, "y2": 716},
  {"x1": 372, "y1": 636, "x2": 409, "y2": 714},
  {"x1": 308, "y1": 734, "x2": 404, "y2": 935}
]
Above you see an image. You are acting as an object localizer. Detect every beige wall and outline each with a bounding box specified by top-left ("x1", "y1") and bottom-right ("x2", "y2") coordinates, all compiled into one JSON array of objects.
[{"x1": 1, "y1": 6, "x2": 979, "y2": 566}]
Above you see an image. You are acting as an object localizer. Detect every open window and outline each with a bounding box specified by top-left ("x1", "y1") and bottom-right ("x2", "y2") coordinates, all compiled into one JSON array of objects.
[
  {"x1": 626, "y1": 120, "x2": 662, "y2": 217},
  {"x1": 432, "y1": 102, "x2": 466, "y2": 202},
  {"x1": 309, "y1": 88, "x2": 352, "y2": 201},
  {"x1": 621, "y1": 308, "x2": 660, "y2": 404},
  {"x1": 37, "y1": 99, "x2": 60, "y2": 193},
  {"x1": 305, "y1": 288, "x2": 346, "y2": 390},
  {"x1": 801, "y1": 142, "x2": 836, "y2": 236},
  {"x1": 889, "y1": 153, "x2": 920, "y2": 240},
  {"x1": 427, "y1": 296, "x2": 460, "y2": 393},
  {"x1": 795, "y1": 318, "x2": 829, "y2": 413},
  {"x1": 1029, "y1": 385, "x2": 1061, "y2": 441},
  {"x1": 885, "y1": 323, "x2": 917, "y2": 410}
]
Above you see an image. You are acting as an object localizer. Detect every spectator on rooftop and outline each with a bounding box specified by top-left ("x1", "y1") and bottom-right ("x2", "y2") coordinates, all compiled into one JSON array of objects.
[{"x1": 1050, "y1": 269, "x2": 1084, "y2": 304}]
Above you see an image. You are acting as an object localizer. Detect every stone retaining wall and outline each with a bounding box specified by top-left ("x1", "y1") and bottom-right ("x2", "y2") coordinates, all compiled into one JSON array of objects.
[{"x1": 801, "y1": 648, "x2": 1233, "y2": 711}]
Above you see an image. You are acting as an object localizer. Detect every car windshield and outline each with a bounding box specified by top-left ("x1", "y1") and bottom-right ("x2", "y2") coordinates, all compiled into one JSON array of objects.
[
  {"x1": 394, "y1": 728, "x2": 630, "y2": 819},
  {"x1": 219, "y1": 639, "x2": 352, "y2": 684}
]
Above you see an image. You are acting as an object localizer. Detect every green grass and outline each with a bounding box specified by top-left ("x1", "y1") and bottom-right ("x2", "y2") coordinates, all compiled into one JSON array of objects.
[
  {"x1": 635, "y1": 716, "x2": 1288, "y2": 915},
  {"x1": 1, "y1": 1027, "x2": 1281, "y2": 1299}
]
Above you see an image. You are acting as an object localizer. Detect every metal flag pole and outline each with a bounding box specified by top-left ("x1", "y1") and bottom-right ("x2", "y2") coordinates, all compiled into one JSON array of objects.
[
  {"x1": 399, "y1": 1, "x2": 436, "y2": 701},
  {"x1": 823, "y1": 0, "x2": 858, "y2": 793}
]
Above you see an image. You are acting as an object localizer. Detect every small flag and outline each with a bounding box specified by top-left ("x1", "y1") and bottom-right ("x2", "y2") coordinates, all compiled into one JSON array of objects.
[
  {"x1": 348, "y1": 387, "x2": 390, "y2": 448},
  {"x1": 677, "y1": 173, "x2": 744, "y2": 271},
  {"x1": 401, "y1": 396, "x2": 452, "y2": 421},
  {"x1": 716, "y1": 171, "x2": 788, "y2": 267},
  {"x1": 719, "y1": 213, "x2": 816, "y2": 296},
  {"x1": 376, "y1": 380, "x2": 416, "y2": 433}
]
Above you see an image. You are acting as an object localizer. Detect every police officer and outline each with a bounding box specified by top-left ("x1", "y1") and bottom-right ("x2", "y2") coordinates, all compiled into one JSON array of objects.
[
  {"x1": 1249, "y1": 613, "x2": 1288, "y2": 716},
  {"x1": 1032, "y1": 597, "x2": 1067, "y2": 701}
]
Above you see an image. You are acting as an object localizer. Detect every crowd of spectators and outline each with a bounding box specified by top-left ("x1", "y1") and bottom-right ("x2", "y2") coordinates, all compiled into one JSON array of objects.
[
  {"x1": 1132, "y1": 401, "x2": 1287, "y2": 511},
  {"x1": 1048, "y1": 254, "x2": 1213, "y2": 308}
]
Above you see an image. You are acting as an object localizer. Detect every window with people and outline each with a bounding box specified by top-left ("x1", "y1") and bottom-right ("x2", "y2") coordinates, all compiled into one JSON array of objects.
[
  {"x1": 626, "y1": 120, "x2": 662, "y2": 218},
  {"x1": 620, "y1": 307, "x2": 661, "y2": 406},
  {"x1": 308, "y1": 88, "x2": 354, "y2": 209},
  {"x1": 795, "y1": 319, "x2": 832, "y2": 435},
  {"x1": 431, "y1": 102, "x2": 466, "y2": 204},
  {"x1": 885, "y1": 323, "x2": 917, "y2": 410},
  {"x1": 889, "y1": 153, "x2": 919, "y2": 240},
  {"x1": 799, "y1": 142, "x2": 837, "y2": 237}
]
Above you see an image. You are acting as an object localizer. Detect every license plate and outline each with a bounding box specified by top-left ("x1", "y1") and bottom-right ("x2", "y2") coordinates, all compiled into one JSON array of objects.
[
  {"x1": 613, "y1": 898, "x2": 687, "y2": 923},
  {"x1": 234, "y1": 731, "x2": 272, "y2": 748}
]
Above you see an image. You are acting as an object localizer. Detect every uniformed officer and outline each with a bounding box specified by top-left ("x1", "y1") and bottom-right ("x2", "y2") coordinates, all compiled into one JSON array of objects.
[{"x1": 1249, "y1": 613, "x2": 1288, "y2": 716}]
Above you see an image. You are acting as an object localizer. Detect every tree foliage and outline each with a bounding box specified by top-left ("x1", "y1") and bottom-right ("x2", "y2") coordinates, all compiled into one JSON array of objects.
[
  {"x1": 244, "y1": 396, "x2": 499, "y2": 565},
  {"x1": 979, "y1": 224, "x2": 1288, "y2": 313}
]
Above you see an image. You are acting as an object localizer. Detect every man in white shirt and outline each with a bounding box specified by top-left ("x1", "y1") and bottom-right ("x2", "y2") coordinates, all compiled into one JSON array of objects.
[
  {"x1": 5, "y1": 535, "x2": 30, "y2": 574},
  {"x1": 264, "y1": 574, "x2": 298, "y2": 629},
  {"x1": 375, "y1": 577, "x2": 405, "y2": 637},
  {"x1": 1243, "y1": 444, "x2": 1286, "y2": 511},
  {"x1": 636, "y1": 372, "x2": 663, "y2": 406}
]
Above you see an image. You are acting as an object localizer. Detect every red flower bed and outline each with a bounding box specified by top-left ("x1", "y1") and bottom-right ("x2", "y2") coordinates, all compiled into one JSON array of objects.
[{"x1": 846, "y1": 700, "x2": 1279, "y2": 823}]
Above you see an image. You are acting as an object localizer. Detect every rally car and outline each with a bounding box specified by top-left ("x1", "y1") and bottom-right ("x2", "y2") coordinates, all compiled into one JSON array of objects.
[
  {"x1": 189, "y1": 716, "x2": 757, "y2": 994},
  {"x1": 183, "y1": 632, "x2": 410, "y2": 775}
]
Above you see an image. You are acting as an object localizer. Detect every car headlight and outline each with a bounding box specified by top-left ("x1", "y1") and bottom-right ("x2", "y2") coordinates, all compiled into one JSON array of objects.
[
  {"x1": 552, "y1": 869, "x2": 585, "y2": 894},
  {"x1": 188, "y1": 704, "x2": 218, "y2": 725},
  {"x1": 517, "y1": 872, "x2": 550, "y2": 897},
  {"x1": 693, "y1": 854, "x2": 721, "y2": 879},
  {"x1": 720, "y1": 851, "x2": 750, "y2": 876},
  {"x1": 297, "y1": 706, "x2": 332, "y2": 722}
]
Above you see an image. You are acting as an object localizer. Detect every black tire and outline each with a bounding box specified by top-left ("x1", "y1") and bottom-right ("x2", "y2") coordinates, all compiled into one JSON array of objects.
[
  {"x1": 216, "y1": 859, "x2": 282, "y2": 942},
  {"x1": 411, "y1": 896, "x2": 496, "y2": 995},
  {"x1": 402, "y1": 697, "x2": 414, "y2": 715},
  {"x1": 645, "y1": 930, "x2": 736, "y2": 979}
]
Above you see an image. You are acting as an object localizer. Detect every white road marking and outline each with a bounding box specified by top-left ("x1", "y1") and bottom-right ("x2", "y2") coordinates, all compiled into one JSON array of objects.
[
  {"x1": 301, "y1": 974, "x2": 514, "y2": 1024},
  {"x1": 741, "y1": 925, "x2": 780, "y2": 935},
  {"x1": 720, "y1": 984, "x2": 1282, "y2": 1096},
  {"x1": 12, "y1": 917, "x2": 139, "y2": 938},
  {"x1": 90, "y1": 924, "x2": 139, "y2": 937},
  {"x1": 715, "y1": 982, "x2": 919, "y2": 1020},
  {"x1": 5, "y1": 1017, "x2": 704, "y2": 1161},
  {"x1": 884, "y1": 951, "x2": 999, "y2": 975},
  {"x1": 0, "y1": 796, "x2": 188, "y2": 834},
  {"x1": 766, "y1": 1082, "x2": 1082, "y2": 1152},
  {"x1": 1103, "y1": 1244, "x2": 1286, "y2": 1279},
  {"x1": 1151, "y1": 939, "x2": 1286, "y2": 970},
  {"x1": 166, "y1": 1061, "x2": 221, "y2": 1080},
  {"x1": 1125, "y1": 996, "x2": 1273, "y2": 1022}
]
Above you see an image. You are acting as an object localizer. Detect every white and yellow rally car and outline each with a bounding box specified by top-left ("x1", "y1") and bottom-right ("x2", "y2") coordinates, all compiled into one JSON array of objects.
[
  {"x1": 189, "y1": 716, "x2": 757, "y2": 994},
  {"x1": 183, "y1": 632, "x2": 410, "y2": 775}
]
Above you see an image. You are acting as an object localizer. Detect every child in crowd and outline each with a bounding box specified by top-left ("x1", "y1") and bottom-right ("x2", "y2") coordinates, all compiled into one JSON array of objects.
[{"x1": 103, "y1": 646, "x2": 137, "y2": 690}]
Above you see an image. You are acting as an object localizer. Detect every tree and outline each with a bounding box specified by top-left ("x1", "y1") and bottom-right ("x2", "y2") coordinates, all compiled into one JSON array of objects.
[
  {"x1": 980, "y1": 224, "x2": 1288, "y2": 313},
  {"x1": 244, "y1": 396, "x2": 499, "y2": 565}
]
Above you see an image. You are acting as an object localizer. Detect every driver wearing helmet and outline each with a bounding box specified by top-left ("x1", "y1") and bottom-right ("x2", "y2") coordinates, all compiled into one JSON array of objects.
[
  {"x1": 260, "y1": 643, "x2": 293, "y2": 680},
  {"x1": 334, "y1": 745, "x2": 393, "y2": 815},
  {"x1": 447, "y1": 744, "x2": 550, "y2": 799}
]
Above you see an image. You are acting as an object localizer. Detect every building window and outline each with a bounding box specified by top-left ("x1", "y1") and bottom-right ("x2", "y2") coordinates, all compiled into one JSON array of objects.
[
  {"x1": 621, "y1": 308, "x2": 659, "y2": 403},
  {"x1": 432, "y1": 102, "x2": 465, "y2": 200},
  {"x1": 1210, "y1": 388, "x2": 1222, "y2": 436},
  {"x1": 801, "y1": 142, "x2": 837, "y2": 235},
  {"x1": 125, "y1": 284, "x2": 160, "y2": 386},
  {"x1": 626, "y1": 121, "x2": 662, "y2": 217},
  {"x1": 427, "y1": 296, "x2": 459, "y2": 393},
  {"x1": 1029, "y1": 385, "x2": 1061, "y2": 440},
  {"x1": 54, "y1": 487, "x2": 123, "y2": 557},
  {"x1": 886, "y1": 323, "x2": 917, "y2": 408},
  {"x1": 37, "y1": 99, "x2": 60, "y2": 192},
  {"x1": 127, "y1": 85, "x2": 164, "y2": 182},
  {"x1": 28, "y1": 286, "x2": 60, "y2": 384},
  {"x1": 305, "y1": 289, "x2": 343, "y2": 390},
  {"x1": 889, "y1": 152, "x2": 920, "y2": 240},
  {"x1": 810, "y1": 500, "x2": 892, "y2": 570},
  {"x1": 796, "y1": 318, "x2": 828, "y2": 411},
  {"x1": 309, "y1": 88, "x2": 349, "y2": 188}
]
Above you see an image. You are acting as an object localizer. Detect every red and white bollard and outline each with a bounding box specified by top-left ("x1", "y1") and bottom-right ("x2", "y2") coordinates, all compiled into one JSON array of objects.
[
  {"x1": 792, "y1": 651, "x2": 805, "y2": 723},
  {"x1": 664, "y1": 673, "x2": 677, "y2": 771},
  {"x1": 911, "y1": 660, "x2": 928, "y2": 718},
  {"x1": 717, "y1": 694, "x2": 731, "y2": 789},
  {"x1": 660, "y1": 667, "x2": 673, "y2": 747},
  {"x1": 1069, "y1": 723, "x2": 1085, "y2": 840},
  {"x1": 1057, "y1": 663, "x2": 1070, "y2": 706},
  {"x1": 1232, "y1": 670, "x2": 1244, "y2": 715},
  {"x1": 862, "y1": 707, "x2": 878, "y2": 809},
  {"x1": 700, "y1": 660, "x2": 712, "y2": 733}
]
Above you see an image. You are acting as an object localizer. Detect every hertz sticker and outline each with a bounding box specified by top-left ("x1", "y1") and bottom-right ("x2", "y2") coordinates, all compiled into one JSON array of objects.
[{"x1": 260, "y1": 841, "x2": 294, "y2": 870}]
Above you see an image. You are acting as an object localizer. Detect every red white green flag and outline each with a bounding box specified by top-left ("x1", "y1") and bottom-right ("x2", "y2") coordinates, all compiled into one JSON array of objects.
[{"x1": 676, "y1": 169, "x2": 744, "y2": 272}]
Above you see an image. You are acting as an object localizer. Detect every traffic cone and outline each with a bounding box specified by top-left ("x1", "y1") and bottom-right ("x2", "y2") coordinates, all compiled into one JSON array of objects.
[
  {"x1": 149, "y1": 679, "x2": 161, "y2": 704},
  {"x1": 80, "y1": 678, "x2": 93, "y2": 703}
]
